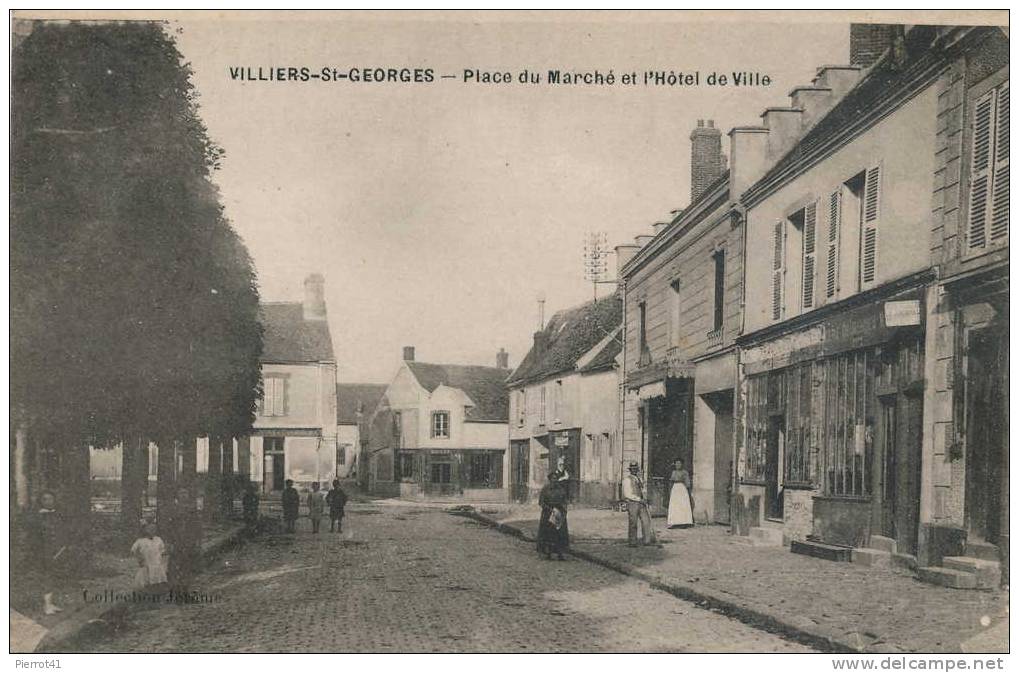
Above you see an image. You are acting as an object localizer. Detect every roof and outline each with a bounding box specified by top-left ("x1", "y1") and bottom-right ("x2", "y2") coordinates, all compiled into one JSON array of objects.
[
  {"x1": 259, "y1": 302, "x2": 335, "y2": 363},
  {"x1": 507, "y1": 292, "x2": 623, "y2": 387},
  {"x1": 336, "y1": 383, "x2": 388, "y2": 424},
  {"x1": 579, "y1": 330, "x2": 623, "y2": 373},
  {"x1": 405, "y1": 361, "x2": 510, "y2": 422},
  {"x1": 743, "y1": 26, "x2": 942, "y2": 206}
]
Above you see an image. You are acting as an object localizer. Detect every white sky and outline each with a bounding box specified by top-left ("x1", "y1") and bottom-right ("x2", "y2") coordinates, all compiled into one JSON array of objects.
[{"x1": 171, "y1": 15, "x2": 849, "y2": 383}]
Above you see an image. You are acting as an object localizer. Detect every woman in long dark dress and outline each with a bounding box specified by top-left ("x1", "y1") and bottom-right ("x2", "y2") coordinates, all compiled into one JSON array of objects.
[{"x1": 537, "y1": 471, "x2": 569, "y2": 560}]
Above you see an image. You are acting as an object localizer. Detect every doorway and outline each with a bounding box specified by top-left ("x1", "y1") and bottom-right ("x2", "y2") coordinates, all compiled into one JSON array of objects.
[
  {"x1": 703, "y1": 390, "x2": 734, "y2": 524},
  {"x1": 646, "y1": 379, "x2": 694, "y2": 513},
  {"x1": 549, "y1": 429, "x2": 580, "y2": 502},
  {"x1": 876, "y1": 391, "x2": 922, "y2": 555},
  {"x1": 263, "y1": 436, "x2": 285, "y2": 493},
  {"x1": 510, "y1": 439, "x2": 530, "y2": 503},
  {"x1": 965, "y1": 327, "x2": 1008, "y2": 544},
  {"x1": 765, "y1": 415, "x2": 784, "y2": 520}
]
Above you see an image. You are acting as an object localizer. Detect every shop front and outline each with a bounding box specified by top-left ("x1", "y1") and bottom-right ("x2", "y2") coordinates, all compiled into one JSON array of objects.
[
  {"x1": 393, "y1": 448, "x2": 506, "y2": 501},
  {"x1": 738, "y1": 288, "x2": 927, "y2": 551}
]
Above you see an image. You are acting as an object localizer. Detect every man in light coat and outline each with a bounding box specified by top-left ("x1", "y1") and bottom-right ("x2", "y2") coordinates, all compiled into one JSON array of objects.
[{"x1": 621, "y1": 461, "x2": 653, "y2": 546}]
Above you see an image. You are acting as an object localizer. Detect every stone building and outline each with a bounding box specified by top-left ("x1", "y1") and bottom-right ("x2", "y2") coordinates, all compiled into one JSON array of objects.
[
  {"x1": 506, "y1": 293, "x2": 622, "y2": 505},
  {"x1": 335, "y1": 383, "x2": 387, "y2": 479},
  {"x1": 365, "y1": 348, "x2": 510, "y2": 501}
]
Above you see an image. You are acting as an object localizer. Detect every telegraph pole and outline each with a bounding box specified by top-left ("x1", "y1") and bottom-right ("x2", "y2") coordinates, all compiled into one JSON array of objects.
[{"x1": 583, "y1": 231, "x2": 609, "y2": 301}]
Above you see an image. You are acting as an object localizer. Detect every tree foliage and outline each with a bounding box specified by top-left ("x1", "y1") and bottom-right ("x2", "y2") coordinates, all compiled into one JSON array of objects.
[{"x1": 11, "y1": 21, "x2": 263, "y2": 451}]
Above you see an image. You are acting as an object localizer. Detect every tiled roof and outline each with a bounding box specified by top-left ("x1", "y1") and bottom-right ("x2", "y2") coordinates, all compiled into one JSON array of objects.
[
  {"x1": 579, "y1": 330, "x2": 622, "y2": 373},
  {"x1": 336, "y1": 383, "x2": 388, "y2": 425},
  {"x1": 405, "y1": 361, "x2": 509, "y2": 422},
  {"x1": 507, "y1": 292, "x2": 623, "y2": 386},
  {"x1": 259, "y1": 302, "x2": 334, "y2": 363}
]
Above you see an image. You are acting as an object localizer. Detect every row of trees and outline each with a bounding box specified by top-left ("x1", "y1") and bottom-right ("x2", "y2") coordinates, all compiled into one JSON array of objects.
[{"x1": 11, "y1": 21, "x2": 264, "y2": 543}]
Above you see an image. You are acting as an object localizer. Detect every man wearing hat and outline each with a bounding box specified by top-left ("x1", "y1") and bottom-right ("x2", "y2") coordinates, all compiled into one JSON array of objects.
[{"x1": 621, "y1": 461, "x2": 653, "y2": 546}]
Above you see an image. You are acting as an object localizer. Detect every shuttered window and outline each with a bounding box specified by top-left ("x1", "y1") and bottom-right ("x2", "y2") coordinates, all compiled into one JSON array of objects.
[
  {"x1": 826, "y1": 188, "x2": 842, "y2": 299},
  {"x1": 860, "y1": 165, "x2": 881, "y2": 288},
  {"x1": 771, "y1": 220, "x2": 785, "y2": 321},
  {"x1": 801, "y1": 201, "x2": 818, "y2": 310},
  {"x1": 968, "y1": 83, "x2": 1009, "y2": 252}
]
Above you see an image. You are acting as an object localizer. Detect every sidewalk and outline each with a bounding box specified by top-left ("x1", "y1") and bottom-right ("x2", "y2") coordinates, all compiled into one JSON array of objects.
[
  {"x1": 460, "y1": 506, "x2": 1008, "y2": 654},
  {"x1": 11, "y1": 516, "x2": 246, "y2": 653}
]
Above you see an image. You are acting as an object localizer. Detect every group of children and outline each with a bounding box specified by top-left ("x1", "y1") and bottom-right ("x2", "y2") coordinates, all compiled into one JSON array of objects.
[{"x1": 281, "y1": 479, "x2": 347, "y2": 534}]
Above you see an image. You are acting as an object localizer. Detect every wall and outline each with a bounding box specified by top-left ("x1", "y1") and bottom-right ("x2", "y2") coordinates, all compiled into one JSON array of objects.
[
  {"x1": 744, "y1": 86, "x2": 939, "y2": 335},
  {"x1": 337, "y1": 424, "x2": 359, "y2": 477}
]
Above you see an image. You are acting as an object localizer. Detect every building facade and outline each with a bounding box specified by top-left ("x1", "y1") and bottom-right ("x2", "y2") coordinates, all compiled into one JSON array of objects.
[
  {"x1": 506, "y1": 293, "x2": 622, "y2": 505},
  {"x1": 366, "y1": 348, "x2": 510, "y2": 501},
  {"x1": 244, "y1": 274, "x2": 338, "y2": 493},
  {"x1": 733, "y1": 25, "x2": 1008, "y2": 578}
]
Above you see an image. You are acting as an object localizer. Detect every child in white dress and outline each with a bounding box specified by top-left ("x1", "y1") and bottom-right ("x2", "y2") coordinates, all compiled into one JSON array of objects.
[{"x1": 130, "y1": 522, "x2": 167, "y2": 589}]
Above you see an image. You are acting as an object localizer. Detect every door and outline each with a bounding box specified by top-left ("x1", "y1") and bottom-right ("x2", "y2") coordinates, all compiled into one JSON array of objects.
[
  {"x1": 648, "y1": 379, "x2": 694, "y2": 513},
  {"x1": 263, "y1": 436, "x2": 285, "y2": 493},
  {"x1": 510, "y1": 440, "x2": 530, "y2": 503},
  {"x1": 705, "y1": 391, "x2": 735, "y2": 524},
  {"x1": 765, "y1": 415, "x2": 784, "y2": 520},
  {"x1": 966, "y1": 328, "x2": 1007, "y2": 543},
  {"x1": 877, "y1": 392, "x2": 922, "y2": 554},
  {"x1": 549, "y1": 430, "x2": 581, "y2": 502}
]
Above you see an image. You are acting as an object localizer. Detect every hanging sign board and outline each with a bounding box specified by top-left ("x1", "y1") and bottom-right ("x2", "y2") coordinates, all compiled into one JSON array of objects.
[
  {"x1": 554, "y1": 433, "x2": 569, "y2": 447},
  {"x1": 884, "y1": 300, "x2": 921, "y2": 327}
]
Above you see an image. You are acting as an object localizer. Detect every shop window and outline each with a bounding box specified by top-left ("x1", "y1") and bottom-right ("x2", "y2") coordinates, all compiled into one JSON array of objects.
[
  {"x1": 744, "y1": 375, "x2": 768, "y2": 482},
  {"x1": 431, "y1": 411, "x2": 449, "y2": 438},
  {"x1": 466, "y1": 451, "x2": 503, "y2": 488},
  {"x1": 744, "y1": 364, "x2": 814, "y2": 487},
  {"x1": 820, "y1": 349, "x2": 876, "y2": 497}
]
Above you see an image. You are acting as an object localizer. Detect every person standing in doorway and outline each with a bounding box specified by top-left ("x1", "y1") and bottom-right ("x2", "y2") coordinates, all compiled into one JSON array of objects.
[
  {"x1": 666, "y1": 459, "x2": 694, "y2": 528},
  {"x1": 326, "y1": 479, "x2": 347, "y2": 533},
  {"x1": 282, "y1": 479, "x2": 300, "y2": 534},
  {"x1": 622, "y1": 461, "x2": 654, "y2": 546},
  {"x1": 307, "y1": 482, "x2": 326, "y2": 534}
]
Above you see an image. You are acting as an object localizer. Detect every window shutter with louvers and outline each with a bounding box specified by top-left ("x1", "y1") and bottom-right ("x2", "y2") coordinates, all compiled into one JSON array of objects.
[
  {"x1": 771, "y1": 220, "x2": 785, "y2": 321},
  {"x1": 860, "y1": 164, "x2": 881, "y2": 288},
  {"x1": 990, "y1": 83, "x2": 1009, "y2": 244},
  {"x1": 968, "y1": 89, "x2": 995, "y2": 250},
  {"x1": 802, "y1": 201, "x2": 818, "y2": 310},
  {"x1": 826, "y1": 188, "x2": 842, "y2": 300}
]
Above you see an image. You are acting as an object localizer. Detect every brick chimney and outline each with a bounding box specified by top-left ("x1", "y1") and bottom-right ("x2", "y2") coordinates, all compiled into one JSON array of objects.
[
  {"x1": 849, "y1": 23, "x2": 897, "y2": 68},
  {"x1": 533, "y1": 331, "x2": 550, "y2": 355},
  {"x1": 690, "y1": 119, "x2": 724, "y2": 202},
  {"x1": 302, "y1": 273, "x2": 326, "y2": 321},
  {"x1": 402, "y1": 346, "x2": 415, "y2": 362},
  {"x1": 496, "y1": 348, "x2": 509, "y2": 369}
]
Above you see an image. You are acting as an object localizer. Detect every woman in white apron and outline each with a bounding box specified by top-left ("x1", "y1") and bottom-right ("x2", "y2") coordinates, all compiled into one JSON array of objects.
[{"x1": 667, "y1": 459, "x2": 694, "y2": 528}]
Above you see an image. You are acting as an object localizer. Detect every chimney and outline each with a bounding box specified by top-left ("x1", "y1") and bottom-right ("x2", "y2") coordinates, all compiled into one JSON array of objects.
[
  {"x1": 760, "y1": 107, "x2": 804, "y2": 162},
  {"x1": 496, "y1": 348, "x2": 509, "y2": 369},
  {"x1": 533, "y1": 331, "x2": 550, "y2": 355},
  {"x1": 635, "y1": 234, "x2": 654, "y2": 248},
  {"x1": 789, "y1": 85, "x2": 834, "y2": 130},
  {"x1": 302, "y1": 273, "x2": 326, "y2": 321},
  {"x1": 690, "y1": 119, "x2": 723, "y2": 202},
  {"x1": 728, "y1": 126, "x2": 770, "y2": 196},
  {"x1": 402, "y1": 346, "x2": 415, "y2": 362},
  {"x1": 652, "y1": 221, "x2": 670, "y2": 236},
  {"x1": 849, "y1": 23, "x2": 897, "y2": 68},
  {"x1": 615, "y1": 244, "x2": 640, "y2": 277}
]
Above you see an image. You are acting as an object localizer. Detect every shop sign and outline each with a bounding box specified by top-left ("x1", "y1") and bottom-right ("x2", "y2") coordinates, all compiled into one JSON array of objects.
[
  {"x1": 884, "y1": 300, "x2": 921, "y2": 326},
  {"x1": 554, "y1": 433, "x2": 569, "y2": 447}
]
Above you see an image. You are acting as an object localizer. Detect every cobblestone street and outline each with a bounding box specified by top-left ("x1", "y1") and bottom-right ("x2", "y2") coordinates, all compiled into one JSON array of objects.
[{"x1": 84, "y1": 504, "x2": 813, "y2": 653}]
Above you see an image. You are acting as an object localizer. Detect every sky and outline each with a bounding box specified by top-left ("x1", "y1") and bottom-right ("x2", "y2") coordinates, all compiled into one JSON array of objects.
[{"x1": 170, "y1": 14, "x2": 849, "y2": 383}]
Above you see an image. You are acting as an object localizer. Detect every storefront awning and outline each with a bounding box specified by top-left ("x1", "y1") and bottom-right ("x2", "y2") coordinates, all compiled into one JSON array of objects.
[{"x1": 637, "y1": 381, "x2": 667, "y2": 400}]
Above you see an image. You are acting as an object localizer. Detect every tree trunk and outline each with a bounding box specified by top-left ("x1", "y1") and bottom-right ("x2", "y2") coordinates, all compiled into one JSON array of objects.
[
  {"x1": 237, "y1": 435, "x2": 251, "y2": 481},
  {"x1": 61, "y1": 438, "x2": 92, "y2": 554},
  {"x1": 205, "y1": 435, "x2": 222, "y2": 520},
  {"x1": 13, "y1": 422, "x2": 29, "y2": 512},
  {"x1": 121, "y1": 435, "x2": 144, "y2": 536},
  {"x1": 180, "y1": 436, "x2": 197, "y2": 491},
  {"x1": 220, "y1": 434, "x2": 233, "y2": 518},
  {"x1": 156, "y1": 436, "x2": 176, "y2": 534}
]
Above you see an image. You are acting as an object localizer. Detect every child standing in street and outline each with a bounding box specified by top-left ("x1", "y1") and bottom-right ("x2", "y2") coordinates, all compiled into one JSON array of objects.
[
  {"x1": 307, "y1": 482, "x2": 326, "y2": 534},
  {"x1": 130, "y1": 521, "x2": 167, "y2": 590}
]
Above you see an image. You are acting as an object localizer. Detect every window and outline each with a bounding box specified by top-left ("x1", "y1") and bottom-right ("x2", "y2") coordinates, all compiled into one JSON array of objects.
[
  {"x1": 744, "y1": 365, "x2": 813, "y2": 486},
  {"x1": 860, "y1": 165, "x2": 881, "y2": 288},
  {"x1": 538, "y1": 386, "x2": 547, "y2": 424},
  {"x1": 516, "y1": 390, "x2": 526, "y2": 426},
  {"x1": 825, "y1": 187, "x2": 843, "y2": 300},
  {"x1": 669, "y1": 278, "x2": 682, "y2": 345},
  {"x1": 430, "y1": 461, "x2": 452, "y2": 484},
  {"x1": 398, "y1": 452, "x2": 415, "y2": 481},
  {"x1": 820, "y1": 350, "x2": 876, "y2": 497},
  {"x1": 967, "y1": 82, "x2": 1009, "y2": 251},
  {"x1": 785, "y1": 202, "x2": 818, "y2": 314},
  {"x1": 712, "y1": 250, "x2": 726, "y2": 331},
  {"x1": 638, "y1": 300, "x2": 651, "y2": 365},
  {"x1": 337, "y1": 444, "x2": 351, "y2": 465},
  {"x1": 466, "y1": 451, "x2": 503, "y2": 488},
  {"x1": 260, "y1": 375, "x2": 288, "y2": 416},
  {"x1": 553, "y1": 380, "x2": 563, "y2": 420},
  {"x1": 431, "y1": 411, "x2": 449, "y2": 438},
  {"x1": 770, "y1": 220, "x2": 786, "y2": 321}
]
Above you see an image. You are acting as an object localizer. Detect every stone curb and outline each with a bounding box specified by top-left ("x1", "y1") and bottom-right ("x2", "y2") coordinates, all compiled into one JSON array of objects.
[
  {"x1": 36, "y1": 524, "x2": 248, "y2": 653},
  {"x1": 452, "y1": 508, "x2": 860, "y2": 654}
]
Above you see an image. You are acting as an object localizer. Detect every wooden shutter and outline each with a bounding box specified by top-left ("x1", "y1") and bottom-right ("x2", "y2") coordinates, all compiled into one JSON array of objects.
[
  {"x1": 771, "y1": 220, "x2": 785, "y2": 321},
  {"x1": 990, "y1": 83, "x2": 1009, "y2": 243},
  {"x1": 861, "y1": 165, "x2": 881, "y2": 287},
  {"x1": 826, "y1": 188, "x2": 842, "y2": 299},
  {"x1": 802, "y1": 201, "x2": 818, "y2": 310},
  {"x1": 968, "y1": 89, "x2": 995, "y2": 250},
  {"x1": 281, "y1": 377, "x2": 289, "y2": 416}
]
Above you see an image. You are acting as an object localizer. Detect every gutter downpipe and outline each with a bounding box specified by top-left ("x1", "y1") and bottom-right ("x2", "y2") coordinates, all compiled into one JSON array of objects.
[{"x1": 732, "y1": 202, "x2": 749, "y2": 536}]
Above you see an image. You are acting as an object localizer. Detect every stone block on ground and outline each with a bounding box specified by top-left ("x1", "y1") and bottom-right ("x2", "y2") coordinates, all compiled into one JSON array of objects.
[
  {"x1": 917, "y1": 566, "x2": 978, "y2": 589},
  {"x1": 852, "y1": 547, "x2": 892, "y2": 568},
  {"x1": 790, "y1": 539, "x2": 852, "y2": 562},
  {"x1": 868, "y1": 535, "x2": 897, "y2": 554},
  {"x1": 942, "y1": 556, "x2": 1001, "y2": 589}
]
